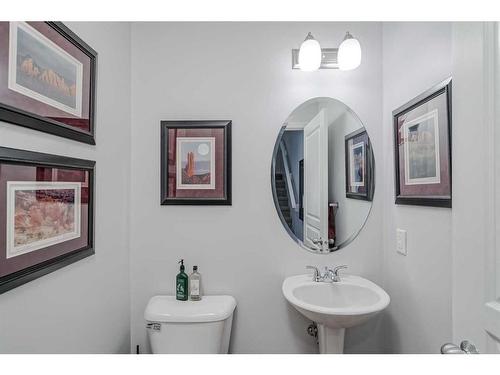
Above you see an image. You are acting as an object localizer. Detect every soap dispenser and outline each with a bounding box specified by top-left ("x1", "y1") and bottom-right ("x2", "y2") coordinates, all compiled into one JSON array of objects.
[{"x1": 176, "y1": 259, "x2": 188, "y2": 301}]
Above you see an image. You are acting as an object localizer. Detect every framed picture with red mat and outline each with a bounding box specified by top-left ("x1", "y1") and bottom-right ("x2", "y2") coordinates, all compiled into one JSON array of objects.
[
  {"x1": 0, "y1": 146, "x2": 95, "y2": 294},
  {"x1": 0, "y1": 22, "x2": 97, "y2": 144},
  {"x1": 161, "y1": 120, "x2": 231, "y2": 205},
  {"x1": 393, "y1": 78, "x2": 452, "y2": 208}
]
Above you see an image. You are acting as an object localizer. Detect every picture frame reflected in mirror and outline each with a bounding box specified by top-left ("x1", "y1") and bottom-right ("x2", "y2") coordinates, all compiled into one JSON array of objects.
[{"x1": 345, "y1": 128, "x2": 374, "y2": 201}]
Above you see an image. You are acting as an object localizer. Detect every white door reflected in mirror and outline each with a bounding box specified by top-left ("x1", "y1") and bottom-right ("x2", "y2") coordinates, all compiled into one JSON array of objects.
[{"x1": 303, "y1": 110, "x2": 328, "y2": 251}]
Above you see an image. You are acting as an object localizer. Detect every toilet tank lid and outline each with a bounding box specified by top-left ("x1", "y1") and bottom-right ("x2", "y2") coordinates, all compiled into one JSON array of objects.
[{"x1": 144, "y1": 295, "x2": 237, "y2": 323}]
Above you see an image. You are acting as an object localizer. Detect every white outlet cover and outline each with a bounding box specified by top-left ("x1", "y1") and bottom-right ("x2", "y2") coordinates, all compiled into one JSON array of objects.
[{"x1": 396, "y1": 229, "x2": 407, "y2": 255}]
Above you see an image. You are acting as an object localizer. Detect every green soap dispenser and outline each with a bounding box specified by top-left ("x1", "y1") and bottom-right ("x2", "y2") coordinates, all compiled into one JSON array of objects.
[{"x1": 176, "y1": 259, "x2": 188, "y2": 301}]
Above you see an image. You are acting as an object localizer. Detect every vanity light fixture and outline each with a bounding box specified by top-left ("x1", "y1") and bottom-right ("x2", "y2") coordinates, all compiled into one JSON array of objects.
[
  {"x1": 297, "y1": 32, "x2": 322, "y2": 72},
  {"x1": 338, "y1": 32, "x2": 362, "y2": 71},
  {"x1": 292, "y1": 31, "x2": 362, "y2": 71}
]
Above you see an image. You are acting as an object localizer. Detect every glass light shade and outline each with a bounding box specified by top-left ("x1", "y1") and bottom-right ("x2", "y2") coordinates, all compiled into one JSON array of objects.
[
  {"x1": 298, "y1": 33, "x2": 322, "y2": 72},
  {"x1": 338, "y1": 34, "x2": 361, "y2": 71}
]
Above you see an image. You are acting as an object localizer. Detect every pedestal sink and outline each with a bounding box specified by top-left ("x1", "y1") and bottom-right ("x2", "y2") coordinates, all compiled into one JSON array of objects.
[{"x1": 282, "y1": 274, "x2": 390, "y2": 354}]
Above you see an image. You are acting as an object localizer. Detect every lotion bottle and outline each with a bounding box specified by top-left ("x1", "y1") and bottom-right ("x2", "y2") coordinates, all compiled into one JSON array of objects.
[{"x1": 189, "y1": 265, "x2": 202, "y2": 301}]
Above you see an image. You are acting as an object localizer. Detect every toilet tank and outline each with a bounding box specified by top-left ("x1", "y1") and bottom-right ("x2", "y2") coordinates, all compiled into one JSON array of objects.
[{"x1": 144, "y1": 295, "x2": 237, "y2": 354}]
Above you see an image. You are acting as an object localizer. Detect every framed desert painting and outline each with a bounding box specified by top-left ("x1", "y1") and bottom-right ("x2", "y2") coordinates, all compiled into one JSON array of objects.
[
  {"x1": 161, "y1": 120, "x2": 232, "y2": 205},
  {"x1": 393, "y1": 78, "x2": 452, "y2": 207},
  {"x1": 0, "y1": 147, "x2": 95, "y2": 294},
  {"x1": 345, "y1": 128, "x2": 374, "y2": 201},
  {"x1": 0, "y1": 22, "x2": 97, "y2": 145}
]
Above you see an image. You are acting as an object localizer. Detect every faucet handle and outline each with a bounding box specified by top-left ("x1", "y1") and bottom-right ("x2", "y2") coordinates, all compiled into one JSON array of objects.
[
  {"x1": 330, "y1": 265, "x2": 347, "y2": 282},
  {"x1": 333, "y1": 265, "x2": 348, "y2": 274},
  {"x1": 306, "y1": 265, "x2": 321, "y2": 282}
]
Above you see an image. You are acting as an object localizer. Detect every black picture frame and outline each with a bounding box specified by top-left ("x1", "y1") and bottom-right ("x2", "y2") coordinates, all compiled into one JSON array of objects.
[
  {"x1": 393, "y1": 78, "x2": 452, "y2": 208},
  {"x1": 160, "y1": 120, "x2": 232, "y2": 205},
  {"x1": 345, "y1": 128, "x2": 374, "y2": 201},
  {"x1": 0, "y1": 146, "x2": 95, "y2": 294},
  {"x1": 0, "y1": 22, "x2": 98, "y2": 145}
]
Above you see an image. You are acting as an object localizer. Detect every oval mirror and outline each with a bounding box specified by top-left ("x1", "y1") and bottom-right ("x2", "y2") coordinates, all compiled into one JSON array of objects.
[{"x1": 272, "y1": 97, "x2": 375, "y2": 253}]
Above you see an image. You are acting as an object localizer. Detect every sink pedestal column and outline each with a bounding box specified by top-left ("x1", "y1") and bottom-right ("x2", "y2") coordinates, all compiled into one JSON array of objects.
[{"x1": 317, "y1": 324, "x2": 345, "y2": 354}]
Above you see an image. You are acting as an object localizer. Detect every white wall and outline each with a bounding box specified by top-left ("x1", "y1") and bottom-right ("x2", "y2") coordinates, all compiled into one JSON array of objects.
[
  {"x1": 130, "y1": 22, "x2": 384, "y2": 354},
  {"x1": 0, "y1": 22, "x2": 131, "y2": 353},
  {"x1": 381, "y1": 22, "x2": 453, "y2": 353}
]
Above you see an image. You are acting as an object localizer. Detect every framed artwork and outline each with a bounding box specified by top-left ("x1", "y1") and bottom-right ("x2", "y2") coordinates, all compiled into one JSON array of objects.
[
  {"x1": 0, "y1": 22, "x2": 97, "y2": 145},
  {"x1": 161, "y1": 120, "x2": 232, "y2": 205},
  {"x1": 393, "y1": 78, "x2": 452, "y2": 207},
  {"x1": 345, "y1": 128, "x2": 374, "y2": 201},
  {"x1": 0, "y1": 146, "x2": 95, "y2": 294}
]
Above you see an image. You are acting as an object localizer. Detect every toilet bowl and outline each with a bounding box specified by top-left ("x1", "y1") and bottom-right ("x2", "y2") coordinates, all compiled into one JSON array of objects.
[{"x1": 144, "y1": 295, "x2": 237, "y2": 354}]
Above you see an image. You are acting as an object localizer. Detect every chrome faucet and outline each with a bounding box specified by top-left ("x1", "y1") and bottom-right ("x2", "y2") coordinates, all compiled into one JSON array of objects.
[
  {"x1": 306, "y1": 265, "x2": 348, "y2": 282},
  {"x1": 306, "y1": 266, "x2": 322, "y2": 282},
  {"x1": 327, "y1": 265, "x2": 348, "y2": 282}
]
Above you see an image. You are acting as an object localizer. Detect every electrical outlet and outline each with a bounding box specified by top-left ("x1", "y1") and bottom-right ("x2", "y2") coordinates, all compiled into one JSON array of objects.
[{"x1": 396, "y1": 229, "x2": 407, "y2": 255}]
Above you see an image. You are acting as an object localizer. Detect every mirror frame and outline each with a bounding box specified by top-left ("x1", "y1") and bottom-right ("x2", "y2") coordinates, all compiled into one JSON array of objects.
[{"x1": 271, "y1": 97, "x2": 376, "y2": 254}]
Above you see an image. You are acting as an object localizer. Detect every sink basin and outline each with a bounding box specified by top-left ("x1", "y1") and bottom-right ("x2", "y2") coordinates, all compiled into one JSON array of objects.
[{"x1": 282, "y1": 274, "x2": 390, "y2": 353}]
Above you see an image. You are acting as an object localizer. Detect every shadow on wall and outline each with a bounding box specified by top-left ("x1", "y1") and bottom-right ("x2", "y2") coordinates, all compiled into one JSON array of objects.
[
  {"x1": 381, "y1": 313, "x2": 402, "y2": 354},
  {"x1": 344, "y1": 313, "x2": 385, "y2": 354},
  {"x1": 284, "y1": 302, "x2": 319, "y2": 354},
  {"x1": 117, "y1": 336, "x2": 131, "y2": 355},
  {"x1": 229, "y1": 302, "x2": 318, "y2": 354}
]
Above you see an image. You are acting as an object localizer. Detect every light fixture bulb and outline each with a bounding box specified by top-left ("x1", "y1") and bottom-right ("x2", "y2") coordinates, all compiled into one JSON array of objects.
[
  {"x1": 338, "y1": 32, "x2": 361, "y2": 71},
  {"x1": 298, "y1": 32, "x2": 321, "y2": 72}
]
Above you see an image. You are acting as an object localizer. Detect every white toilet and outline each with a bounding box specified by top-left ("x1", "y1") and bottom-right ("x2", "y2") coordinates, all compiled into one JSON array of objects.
[{"x1": 144, "y1": 295, "x2": 237, "y2": 354}]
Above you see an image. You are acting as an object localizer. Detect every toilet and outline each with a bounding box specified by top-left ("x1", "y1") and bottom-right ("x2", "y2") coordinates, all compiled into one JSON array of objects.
[{"x1": 144, "y1": 295, "x2": 237, "y2": 354}]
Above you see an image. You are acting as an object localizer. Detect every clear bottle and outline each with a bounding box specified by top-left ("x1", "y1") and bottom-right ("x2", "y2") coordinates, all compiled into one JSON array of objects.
[{"x1": 189, "y1": 265, "x2": 202, "y2": 301}]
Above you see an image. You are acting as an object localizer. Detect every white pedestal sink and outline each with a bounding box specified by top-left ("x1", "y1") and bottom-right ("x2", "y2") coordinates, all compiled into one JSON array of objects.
[{"x1": 282, "y1": 274, "x2": 390, "y2": 354}]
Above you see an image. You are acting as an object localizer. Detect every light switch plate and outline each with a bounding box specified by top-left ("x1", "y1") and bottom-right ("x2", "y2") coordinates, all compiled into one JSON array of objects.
[{"x1": 396, "y1": 229, "x2": 407, "y2": 255}]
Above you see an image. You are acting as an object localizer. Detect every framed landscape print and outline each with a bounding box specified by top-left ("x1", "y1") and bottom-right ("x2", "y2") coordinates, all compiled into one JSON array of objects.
[
  {"x1": 0, "y1": 22, "x2": 97, "y2": 145},
  {"x1": 0, "y1": 147, "x2": 95, "y2": 294},
  {"x1": 393, "y1": 78, "x2": 452, "y2": 207},
  {"x1": 345, "y1": 128, "x2": 374, "y2": 201},
  {"x1": 161, "y1": 120, "x2": 231, "y2": 205}
]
